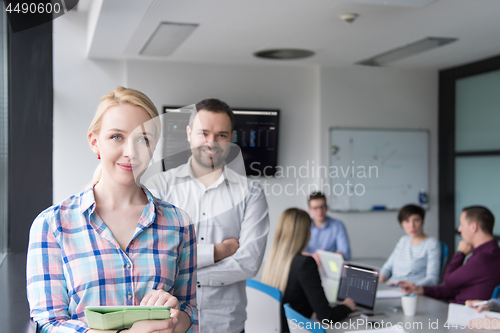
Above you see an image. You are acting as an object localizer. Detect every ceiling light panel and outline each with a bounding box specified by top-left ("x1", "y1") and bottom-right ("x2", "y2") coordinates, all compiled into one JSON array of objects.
[
  {"x1": 341, "y1": 0, "x2": 438, "y2": 7},
  {"x1": 140, "y1": 22, "x2": 198, "y2": 57},
  {"x1": 357, "y1": 37, "x2": 457, "y2": 66}
]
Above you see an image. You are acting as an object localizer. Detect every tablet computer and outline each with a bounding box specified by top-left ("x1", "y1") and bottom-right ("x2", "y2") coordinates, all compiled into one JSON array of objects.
[
  {"x1": 85, "y1": 305, "x2": 171, "y2": 330},
  {"x1": 317, "y1": 250, "x2": 344, "y2": 280}
]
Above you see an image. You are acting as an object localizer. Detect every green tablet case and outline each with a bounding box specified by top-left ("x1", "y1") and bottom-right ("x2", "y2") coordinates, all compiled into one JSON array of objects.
[{"x1": 85, "y1": 305, "x2": 170, "y2": 330}]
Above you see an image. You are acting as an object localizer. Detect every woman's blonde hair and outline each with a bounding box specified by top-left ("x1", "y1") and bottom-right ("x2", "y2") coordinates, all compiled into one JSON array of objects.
[
  {"x1": 261, "y1": 208, "x2": 312, "y2": 293},
  {"x1": 88, "y1": 86, "x2": 160, "y2": 185}
]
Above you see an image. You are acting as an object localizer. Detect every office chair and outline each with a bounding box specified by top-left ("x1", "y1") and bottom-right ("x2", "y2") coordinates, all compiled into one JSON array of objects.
[
  {"x1": 283, "y1": 303, "x2": 326, "y2": 333},
  {"x1": 246, "y1": 279, "x2": 281, "y2": 333},
  {"x1": 492, "y1": 285, "x2": 500, "y2": 299}
]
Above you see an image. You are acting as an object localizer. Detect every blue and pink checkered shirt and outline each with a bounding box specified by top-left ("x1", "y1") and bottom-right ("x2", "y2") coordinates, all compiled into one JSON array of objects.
[{"x1": 26, "y1": 185, "x2": 198, "y2": 333}]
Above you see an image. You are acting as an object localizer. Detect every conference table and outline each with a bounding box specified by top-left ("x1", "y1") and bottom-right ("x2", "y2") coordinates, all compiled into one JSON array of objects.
[{"x1": 322, "y1": 258, "x2": 495, "y2": 332}]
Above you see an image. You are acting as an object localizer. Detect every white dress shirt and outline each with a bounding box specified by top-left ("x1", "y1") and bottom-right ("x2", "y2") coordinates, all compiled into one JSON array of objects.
[{"x1": 146, "y1": 157, "x2": 270, "y2": 333}]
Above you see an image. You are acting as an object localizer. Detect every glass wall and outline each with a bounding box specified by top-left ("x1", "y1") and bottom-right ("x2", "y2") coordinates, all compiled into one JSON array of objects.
[
  {"x1": 454, "y1": 69, "x2": 500, "y2": 236},
  {"x1": 0, "y1": 4, "x2": 8, "y2": 266},
  {"x1": 455, "y1": 69, "x2": 500, "y2": 152}
]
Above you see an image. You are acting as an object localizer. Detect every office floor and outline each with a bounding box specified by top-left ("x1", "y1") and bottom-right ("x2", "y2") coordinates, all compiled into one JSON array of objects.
[{"x1": 0, "y1": 253, "x2": 33, "y2": 333}]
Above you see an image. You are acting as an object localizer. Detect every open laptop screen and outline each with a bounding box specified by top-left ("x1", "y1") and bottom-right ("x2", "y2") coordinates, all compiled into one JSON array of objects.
[{"x1": 337, "y1": 263, "x2": 379, "y2": 310}]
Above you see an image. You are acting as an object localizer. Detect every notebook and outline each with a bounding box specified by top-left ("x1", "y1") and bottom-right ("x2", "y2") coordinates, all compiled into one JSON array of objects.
[
  {"x1": 336, "y1": 263, "x2": 380, "y2": 311},
  {"x1": 85, "y1": 305, "x2": 170, "y2": 330}
]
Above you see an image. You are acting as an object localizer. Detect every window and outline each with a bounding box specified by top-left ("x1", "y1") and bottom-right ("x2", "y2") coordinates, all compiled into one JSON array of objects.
[
  {"x1": 0, "y1": 4, "x2": 8, "y2": 265},
  {"x1": 439, "y1": 55, "x2": 500, "y2": 252}
]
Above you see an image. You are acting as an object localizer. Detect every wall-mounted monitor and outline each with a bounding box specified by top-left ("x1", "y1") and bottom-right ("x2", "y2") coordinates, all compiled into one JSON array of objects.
[{"x1": 162, "y1": 106, "x2": 279, "y2": 177}]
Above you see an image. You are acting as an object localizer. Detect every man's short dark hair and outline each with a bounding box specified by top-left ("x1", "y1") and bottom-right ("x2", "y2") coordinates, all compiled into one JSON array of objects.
[
  {"x1": 462, "y1": 206, "x2": 495, "y2": 235},
  {"x1": 189, "y1": 98, "x2": 234, "y2": 131},
  {"x1": 308, "y1": 192, "x2": 327, "y2": 206},
  {"x1": 397, "y1": 204, "x2": 425, "y2": 224}
]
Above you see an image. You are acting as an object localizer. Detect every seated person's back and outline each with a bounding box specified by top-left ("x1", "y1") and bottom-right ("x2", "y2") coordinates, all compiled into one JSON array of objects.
[
  {"x1": 262, "y1": 208, "x2": 355, "y2": 333},
  {"x1": 282, "y1": 254, "x2": 351, "y2": 330}
]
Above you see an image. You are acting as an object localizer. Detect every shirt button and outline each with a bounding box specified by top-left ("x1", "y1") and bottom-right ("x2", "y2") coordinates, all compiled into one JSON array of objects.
[
  {"x1": 202, "y1": 212, "x2": 206, "y2": 215},
  {"x1": 125, "y1": 264, "x2": 131, "y2": 269},
  {"x1": 201, "y1": 237, "x2": 204, "y2": 240},
  {"x1": 127, "y1": 294, "x2": 132, "y2": 299},
  {"x1": 197, "y1": 285, "x2": 201, "y2": 288}
]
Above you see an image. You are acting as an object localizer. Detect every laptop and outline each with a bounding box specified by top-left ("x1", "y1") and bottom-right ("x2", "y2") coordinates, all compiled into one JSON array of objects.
[
  {"x1": 317, "y1": 250, "x2": 344, "y2": 302},
  {"x1": 336, "y1": 262, "x2": 380, "y2": 313}
]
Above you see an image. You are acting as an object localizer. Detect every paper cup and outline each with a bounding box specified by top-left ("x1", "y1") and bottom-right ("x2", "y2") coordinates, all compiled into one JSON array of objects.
[{"x1": 401, "y1": 294, "x2": 418, "y2": 316}]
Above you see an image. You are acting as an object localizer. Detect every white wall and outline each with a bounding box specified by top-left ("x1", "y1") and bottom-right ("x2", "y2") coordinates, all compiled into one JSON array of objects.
[
  {"x1": 319, "y1": 66, "x2": 439, "y2": 258},
  {"x1": 54, "y1": 12, "x2": 125, "y2": 202},
  {"x1": 54, "y1": 11, "x2": 321, "y2": 262},
  {"x1": 54, "y1": 11, "x2": 439, "y2": 261}
]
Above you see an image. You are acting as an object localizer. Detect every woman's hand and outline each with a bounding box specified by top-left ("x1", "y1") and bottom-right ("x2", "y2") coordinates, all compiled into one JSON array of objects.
[
  {"x1": 141, "y1": 289, "x2": 179, "y2": 310},
  {"x1": 341, "y1": 297, "x2": 356, "y2": 311},
  {"x1": 131, "y1": 289, "x2": 183, "y2": 333},
  {"x1": 466, "y1": 299, "x2": 494, "y2": 313}
]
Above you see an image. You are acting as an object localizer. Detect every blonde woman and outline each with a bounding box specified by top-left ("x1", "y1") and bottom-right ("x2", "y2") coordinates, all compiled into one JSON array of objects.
[
  {"x1": 262, "y1": 208, "x2": 355, "y2": 333},
  {"x1": 26, "y1": 87, "x2": 197, "y2": 333}
]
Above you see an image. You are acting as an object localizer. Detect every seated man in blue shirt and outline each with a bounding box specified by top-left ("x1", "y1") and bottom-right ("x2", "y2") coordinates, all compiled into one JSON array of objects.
[{"x1": 303, "y1": 192, "x2": 351, "y2": 260}]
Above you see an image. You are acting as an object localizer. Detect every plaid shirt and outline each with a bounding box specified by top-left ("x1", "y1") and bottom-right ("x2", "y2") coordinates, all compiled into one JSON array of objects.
[{"x1": 26, "y1": 186, "x2": 198, "y2": 333}]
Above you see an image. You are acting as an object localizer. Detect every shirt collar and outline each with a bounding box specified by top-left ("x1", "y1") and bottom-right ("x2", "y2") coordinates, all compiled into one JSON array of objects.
[
  {"x1": 142, "y1": 185, "x2": 164, "y2": 217},
  {"x1": 174, "y1": 156, "x2": 239, "y2": 184},
  {"x1": 79, "y1": 185, "x2": 97, "y2": 216},
  {"x1": 472, "y1": 239, "x2": 497, "y2": 254}
]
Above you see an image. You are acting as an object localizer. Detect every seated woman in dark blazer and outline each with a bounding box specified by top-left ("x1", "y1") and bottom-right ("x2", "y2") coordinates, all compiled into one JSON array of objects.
[{"x1": 262, "y1": 208, "x2": 356, "y2": 332}]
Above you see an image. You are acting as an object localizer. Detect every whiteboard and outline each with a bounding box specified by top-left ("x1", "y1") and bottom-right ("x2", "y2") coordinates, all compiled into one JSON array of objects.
[{"x1": 328, "y1": 128, "x2": 429, "y2": 212}]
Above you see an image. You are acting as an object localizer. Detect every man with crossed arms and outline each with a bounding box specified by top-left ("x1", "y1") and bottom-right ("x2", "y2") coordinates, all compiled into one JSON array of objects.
[{"x1": 147, "y1": 99, "x2": 269, "y2": 333}]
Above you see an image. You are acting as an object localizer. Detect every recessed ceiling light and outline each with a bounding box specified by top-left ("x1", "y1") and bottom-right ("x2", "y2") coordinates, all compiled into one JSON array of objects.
[
  {"x1": 140, "y1": 22, "x2": 198, "y2": 57},
  {"x1": 357, "y1": 37, "x2": 457, "y2": 66},
  {"x1": 340, "y1": 13, "x2": 360, "y2": 24},
  {"x1": 254, "y1": 49, "x2": 315, "y2": 60}
]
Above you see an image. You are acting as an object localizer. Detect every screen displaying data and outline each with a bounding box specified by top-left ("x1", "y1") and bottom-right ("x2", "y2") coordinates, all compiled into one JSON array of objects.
[
  {"x1": 162, "y1": 107, "x2": 279, "y2": 176},
  {"x1": 232, "y1": 110, "x2": 279, "y2": 176},
  {"x1": 337, "y1": 264, "x2": 379, "y2": 309},
  {"x1": 161, "y1": 108, "x2": 192, "y2": 172}
]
